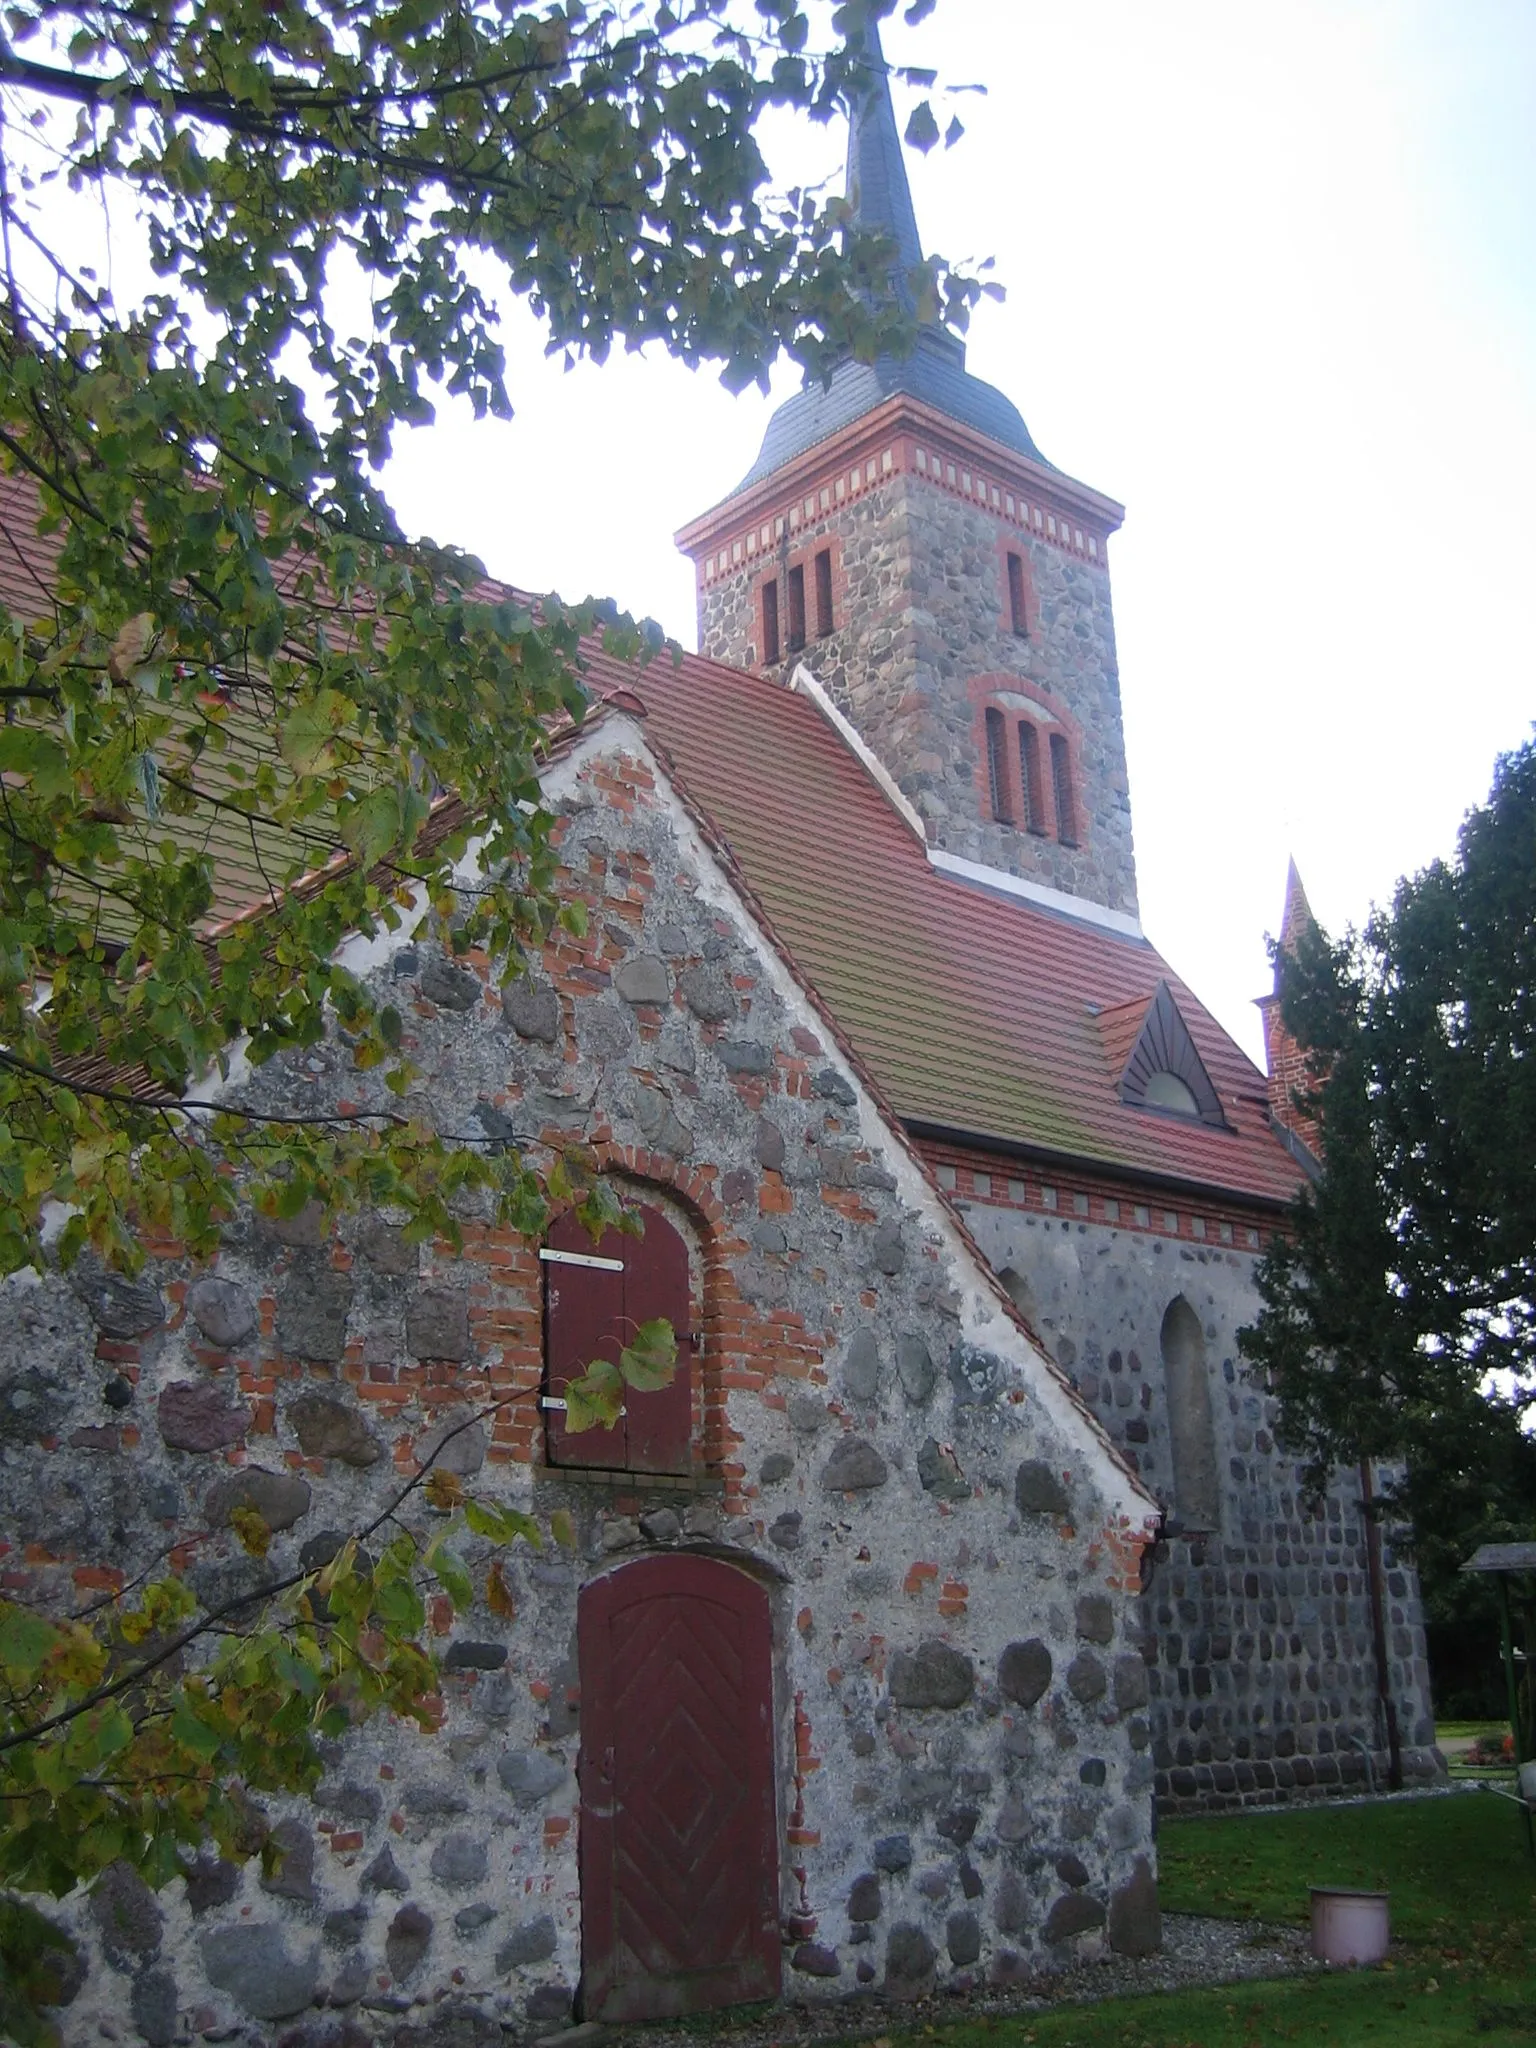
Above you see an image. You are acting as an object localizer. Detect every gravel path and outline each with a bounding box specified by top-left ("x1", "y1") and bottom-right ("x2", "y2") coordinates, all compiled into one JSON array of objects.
[{"x1": 563, "y1": 1916, "x2": 1319, "y2": 2048}]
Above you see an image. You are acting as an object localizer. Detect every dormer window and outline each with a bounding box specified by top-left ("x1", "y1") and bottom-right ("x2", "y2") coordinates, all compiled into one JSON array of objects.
[
  {"x1": 1104, "y1": 981, "x2": 1228, "y2": 1129},
  {"x1": 1142, "y1": 1071, "x2": 1201, "y2": 1118}
]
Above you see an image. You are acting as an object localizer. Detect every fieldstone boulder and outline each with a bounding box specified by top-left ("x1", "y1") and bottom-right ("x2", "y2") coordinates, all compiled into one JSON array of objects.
[
  {"x1": 89, "y1": 1862, "x2": 162, "y2": 1969},
  {"x1": 182, "y1": 1854, "x2": 240, "y2": 1916},
  {"x1": 841, "y1": 1330, "x2": 881, "y2": 1403},
  {"x1": 420, "y1": 953, "x2": 482, "y2": 1010},
  {"x1": 873, "y1": 1835, "x2": 912, "y2": 1873},
  {"x1": 186, "y1": 1275, "x2": 258, "y2": 1349},
  {"x1": 354, "y1": 1212, "x2": 418, "y2": 1275},
  {"x1": 883, "y1": 1923, "x2": 936, "y2": 1997},
  {"x1": 870, "y1": 1221, "x2": 905, "y2": 1275},
  {"x1": 1066, "y1": 1651, "x2": 1108, "y2": 1704},
  {"x1": 361, "y1": 1847, "x2": 409, "y2": 1894},
  {"x1": 444, "y1": 1640, "x2": 508, "y2": 1672},
  {"x1": 760, "y1": 1452, "x2": 793, "y2": 1485},
  {"x1": 949, "y1": 1343, "x2": 1006, "y2": 1407},
  {"x1": 895, "y1": 1334, "x2": 936, "y2": 1404},
  {"x1": 1108, "y1": 1856, "x2": 1161, "y2": 1957},
  {"x1": 946, "y1": 1910, "x2": 982, "y2": 1966},
  {"x1": 1043, "y1": 1893, "x2": 1106, "y2": 1944},
  {"x1": 847, "y1": 1873, "x2": 882, "y2": 1922},
  {"x1": 158, "y1": 1379, "x2": 252, "y2": 1453},
  {"x1": 998, "y1": 1638, "x2": 1053, "y2": 1708},
  {"x1": 495, "y1": 1915, "x2": 557, "y2": 1971},
  {"x1": 201, "y1": 1922, "x2": 320, "y2": 2019},
  {"x1": 502, "y1": 980, "x2": 561, "y2": 1042},
  {"x1": 993, "y1": 1872, "x2": 1028, "y2": 1935},
  {"x1": 316, "y1": 1781, "x2": 383, "y2": 1824},
  {"x1": 1075, "y1": 1594, "x2": 1114, "y2": 1644},
  {"x1": 1015, "y1": 1460, "x2": 1070, "y2": 1518},
  {"x1": 386, "y1": 1904, "x2": 434, "y2": 1982},
  {"x1": 72, "y1": 1258, "x2": 164, "y2": 1337},
  {"x1": 456, "y1": 1904, "x2": 498, "y2": 1936},
  {"x1": 430, "y1": 1835, "x2": 488, "y2": 1887},
  {"x1": 1114, "y1": 1653, "x2": 1151, "y2": 1711},
  {"x1": 496, "y1": 1751, "x2": 567, "y2": 1804},
  {"x1": 821, "y1": 1437, "x2": 888, "y2": 1492},
  {"x1": 276, "y1": 1266, "x2": 354, "y2": 1362},
  {"x1": 207, "y1": 1468, "x2": 312, "y2": 1533},
  {"x1": 791, "y1": 1943, "x2": 840, "y2": 1977},
  {"x1": 260, "y1": 1818, "x2": 316, "y2": 1903},
  {"x1": 889, "y1": 1640, "x2": 975, "y2": 1711},
  {"x1": 418, "y1": 1409, "x2": 486, "y2": 1476},
  {"x1": 918, "y1": 1436, "x2": 969, "y2": 1502},
  {"x1": 289, "y1": 1391, "x2": 380, "y2": 1466},
  {"x1": 679, "y1": 965, "x2": 734, "y2": 1021},
  {"x1": 613, "y1": 954, "x2": 670, "y2": 1005},
  {"x1": 754, "y1": 1118, "x2": 786, "y2": 1170},
  {"x1": 406, "y1": 1286, "x2": 472, "y2": 1362}
]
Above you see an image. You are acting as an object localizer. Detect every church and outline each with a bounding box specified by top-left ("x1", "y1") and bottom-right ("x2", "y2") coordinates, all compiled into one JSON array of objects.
[{"x1": 0, "y1": 28, "x2": 1441, "y2": 2045}]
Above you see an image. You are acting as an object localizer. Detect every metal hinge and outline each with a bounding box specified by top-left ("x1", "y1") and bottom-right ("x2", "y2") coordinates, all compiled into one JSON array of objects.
[{"x1": 539, "y1": 1247, "x2": 624, "y2": 1272}]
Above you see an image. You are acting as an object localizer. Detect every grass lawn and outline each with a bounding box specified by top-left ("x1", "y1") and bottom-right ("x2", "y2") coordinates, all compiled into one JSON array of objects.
[{"x1": 870, "y1": 1794, "x2": 1536, "y2": 2048}]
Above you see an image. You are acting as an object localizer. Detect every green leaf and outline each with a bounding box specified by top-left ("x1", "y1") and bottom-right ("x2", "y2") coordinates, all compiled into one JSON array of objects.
[
  {"x1": 904, "y1": 100, "x2": 941, "y2": 153},
  {"x1": 277, "y1": 690, "x2": 349, "y2": 777},
  {"x1": 0, "y1": 1605, "x2": 60, "y2": 1680},
  {"x1": 427, "y1": 1541, "x2": 473, "y2": 1612},
  {"x1": 0, "y1": 728, "x2": 69, "y2": 801},
  {"x1": 563, "y1": 1358, "x2": 624, "y2": 1434},
  {"x1": 618, "y1": 1316, "x2": 677, "y2": 1393},
  {"x1": 464, "y1": 1498, "x2": 541, "y2": 1548},
  {"x1": 170, "y1": 1702, "x2": 223, "y2": 1759}
]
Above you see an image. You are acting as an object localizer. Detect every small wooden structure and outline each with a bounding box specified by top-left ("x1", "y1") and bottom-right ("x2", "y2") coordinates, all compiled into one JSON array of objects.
[{"x1": 1460, "y1": 1541, "x2": 1536, "y2": 1856}]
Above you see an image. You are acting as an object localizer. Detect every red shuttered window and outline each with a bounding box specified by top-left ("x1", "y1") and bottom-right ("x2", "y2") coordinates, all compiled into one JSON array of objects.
[{"x1": 543, "y1": 1205, "x2": 693, "y2": 1475}]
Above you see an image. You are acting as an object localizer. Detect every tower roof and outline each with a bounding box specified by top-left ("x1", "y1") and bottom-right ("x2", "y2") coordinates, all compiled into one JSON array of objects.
[
  {"x1": 736, "y1": 20, "x2": 1048, "y2": 490},
  {"x1": 844, "y1": 15, "x2": 925, "y2": 315}
]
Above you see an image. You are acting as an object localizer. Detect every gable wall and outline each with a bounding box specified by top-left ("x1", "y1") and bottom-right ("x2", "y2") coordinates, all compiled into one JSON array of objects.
[
  {"x1": 0, "y1": 724, "x2": 1163, "y2": 2041},
  {"x1": 949, "y1": 1170, "x2": 1441, "y2": 1814}
]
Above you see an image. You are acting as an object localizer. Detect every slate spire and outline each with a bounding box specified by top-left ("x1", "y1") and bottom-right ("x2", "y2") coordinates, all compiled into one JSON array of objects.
[{"x1": 844, "y1": 15, "x2": 925, "y2": 314}]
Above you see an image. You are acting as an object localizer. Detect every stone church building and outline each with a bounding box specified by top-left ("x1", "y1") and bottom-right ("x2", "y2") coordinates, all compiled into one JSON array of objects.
[{"x1": 0, "y1": 29, "x2": 1439, "y2": 2048}]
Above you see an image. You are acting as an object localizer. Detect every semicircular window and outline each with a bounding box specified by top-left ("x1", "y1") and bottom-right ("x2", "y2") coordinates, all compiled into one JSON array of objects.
[{"x1": 1115, "y1": 981, "x2": 1227, "y2": 1128}]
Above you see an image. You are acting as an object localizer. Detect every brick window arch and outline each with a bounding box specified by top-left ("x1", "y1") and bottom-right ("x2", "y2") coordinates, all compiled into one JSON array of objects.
[
  {"x1": 984, "y1": 707, "x2": 1012, "y2": 823},
  {"x1": 1049, "y1": 732, "x2": 1078, "y2": 846},
  {"x1": 969, "y1": 681, "x2": 1083, "y2": 847}
]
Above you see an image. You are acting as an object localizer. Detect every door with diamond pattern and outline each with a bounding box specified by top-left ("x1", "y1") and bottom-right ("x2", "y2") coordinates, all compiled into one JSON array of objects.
[{"x1": 578, "y1": 1554, "x2": 780, "y2": 2020}]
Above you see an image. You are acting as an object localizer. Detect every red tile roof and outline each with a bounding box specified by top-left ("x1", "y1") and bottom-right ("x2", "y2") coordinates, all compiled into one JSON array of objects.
[
  {"x1": 2, "y1": 466, "x2": 1299, "y2": 1209},
  {"x1": 580, "y1": 645, "x2": 1302, "y2": 1210}
]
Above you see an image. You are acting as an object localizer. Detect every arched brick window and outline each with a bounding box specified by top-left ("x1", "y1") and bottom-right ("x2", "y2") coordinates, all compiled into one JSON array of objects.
[
  {"x1": 1161, "y1": 1295, "x2": 1219, "y2": 1531},
  {"x1": 543, "y1": 1204, "x2": 693, "y2": 1475},
  {"x1": 1017, "y1": 723, "x2": 1045, "y2": 835},
  {"x1": 1049, "y1": 732, "x2": 1078, "y2": 846},
  {"x1": 984, "y1": 707, "x2": 1012, "y2": 823}
]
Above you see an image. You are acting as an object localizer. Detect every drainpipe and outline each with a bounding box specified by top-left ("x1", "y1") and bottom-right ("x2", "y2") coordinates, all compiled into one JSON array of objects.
[{"x1": 1359, "y1": 1459, "x2": 1403, "y2": 1791}]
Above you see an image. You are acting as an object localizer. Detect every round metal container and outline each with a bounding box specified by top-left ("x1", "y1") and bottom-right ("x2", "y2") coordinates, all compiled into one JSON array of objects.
[{"x1": 1309, "y1": 1886, "x2": 1390, "y2": 1966}]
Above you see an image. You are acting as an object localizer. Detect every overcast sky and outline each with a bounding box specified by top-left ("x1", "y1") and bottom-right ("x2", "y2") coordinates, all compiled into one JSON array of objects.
[{"x1": 335, "y1": 5, "x2": 1524, "y2": 1062}]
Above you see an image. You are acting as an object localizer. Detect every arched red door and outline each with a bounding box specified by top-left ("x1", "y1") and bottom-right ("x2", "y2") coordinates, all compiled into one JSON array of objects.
[{"x1": 578, "y1": 1554, "x2": 780, "y2": 2021}]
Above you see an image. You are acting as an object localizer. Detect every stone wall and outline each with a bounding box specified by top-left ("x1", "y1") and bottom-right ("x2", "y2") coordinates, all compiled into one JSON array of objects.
[
  {"x1": 954, "y1": 1190, "x2": 1442, "y2": 1814},
  {"x1": 1, "y1": 720, "x2": 1160, "y2": 2046},
  {"x1": 694, "y1": 469, "x2": 1139, "y2": 921}
]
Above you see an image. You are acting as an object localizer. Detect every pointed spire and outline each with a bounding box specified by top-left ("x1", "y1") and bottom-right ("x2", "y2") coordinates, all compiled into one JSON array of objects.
[
  {"x1": 844, "y1": 15, "x2": 925, "y2": 313},
  {"x1": 1277, "y1": 858, "x2": 1315, "y2": 957}
]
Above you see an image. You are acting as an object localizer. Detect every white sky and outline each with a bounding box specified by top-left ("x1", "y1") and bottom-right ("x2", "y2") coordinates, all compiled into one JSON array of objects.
[{"x1": 386, "y1": 0, "x2": 1536, "y2": 1068}]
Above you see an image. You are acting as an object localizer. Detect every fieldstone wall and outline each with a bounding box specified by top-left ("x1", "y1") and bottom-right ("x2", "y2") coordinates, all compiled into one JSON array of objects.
[
  {"x1": 955, "y1": 1191, "x2": 1442, "y2": 1814},
  {"x1": 1, "y1": 720, "x2": 1159, "y2": 2046},
  {"x1": 695, "y1": 469, "x2": 1139, "y2": 921}
]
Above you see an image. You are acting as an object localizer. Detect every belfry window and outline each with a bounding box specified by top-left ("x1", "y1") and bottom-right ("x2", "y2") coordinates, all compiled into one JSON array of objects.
[
  {"x1": 1018, "y1": 723, "x2": 1045, "y2": 835},
  {"x1": 1049, "y1": 733, "x2": 1078, "y2": 846},
  {"x1": 985, "y1": 708, "x2": 1011, "y2": 823},
  {"x1": 761, "y1": 579, "x2": 780, "y2": 665},
  {"x1": 786, "y1": 564, "x2": 807, "y2": 653},
  {"x1": 1006, "y1": 552, "x2": 1029, "y2": 637},
  {"x1": 814, "y1": 549, "x2": 834, "y2": 638}
]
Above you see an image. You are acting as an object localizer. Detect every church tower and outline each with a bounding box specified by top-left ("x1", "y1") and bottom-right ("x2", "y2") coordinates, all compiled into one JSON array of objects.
[{"x1": 675, "y1": 23, "x2": 1139, "y2": 924}]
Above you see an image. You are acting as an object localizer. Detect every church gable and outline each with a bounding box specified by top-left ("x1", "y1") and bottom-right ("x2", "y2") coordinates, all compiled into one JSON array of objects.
[{"x1": 4, "y1": 711, "x2": 1162, "y2": 2033}]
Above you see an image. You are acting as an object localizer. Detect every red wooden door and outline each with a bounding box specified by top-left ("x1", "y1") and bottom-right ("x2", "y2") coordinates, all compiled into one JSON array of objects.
[
  {"x1": 578, "y1": 1555, "x2": 780, "y2": 2021},
  {"x1": 543, "y1": 1204, "x2": 692, "y2": 1475}
]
